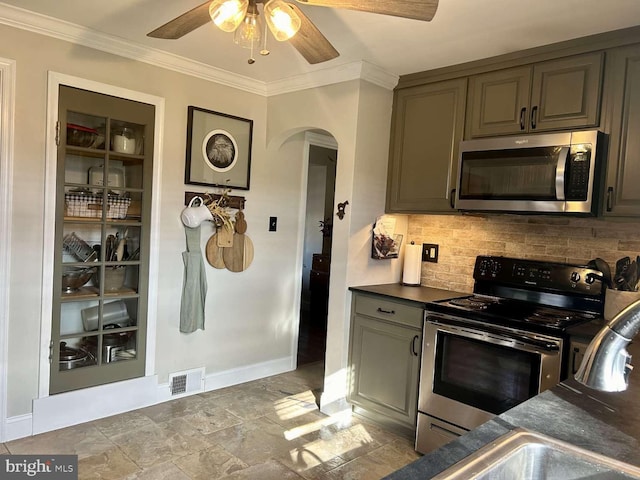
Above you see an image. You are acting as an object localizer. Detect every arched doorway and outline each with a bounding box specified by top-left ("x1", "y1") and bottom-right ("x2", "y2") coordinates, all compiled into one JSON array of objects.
[{"x1": 298, "y1": 134, "x2": 337, "y2": 366}]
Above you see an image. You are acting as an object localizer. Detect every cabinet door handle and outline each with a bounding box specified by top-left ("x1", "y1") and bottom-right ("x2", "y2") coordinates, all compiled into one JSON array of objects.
[
  {"x1": 519, "y1": 107, "x2": 527, "y2": 130},
  {"x1": 411, "y1": 335, "x2": 419, "y2": 356},
  {"x1": 377, "y1": 307, "x2": 395, "y2": 315},
  {"x1": 607, "y1": 186, "x2": 614, "y2": 212},
  {"x1": 450, "y1": 189, "x2": 456, "y2": 209},
  {"x1": 530, "y1": 106, "x2": 538, "y2": 129}
]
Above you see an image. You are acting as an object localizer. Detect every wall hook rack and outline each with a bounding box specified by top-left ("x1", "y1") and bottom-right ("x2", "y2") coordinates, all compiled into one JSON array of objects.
[
  {"x1": 184, "y1": 191, "x2": 246, "y2": 210},
  {"x1": 336, "y1": 200, "x2": 349, "y2": 220}
]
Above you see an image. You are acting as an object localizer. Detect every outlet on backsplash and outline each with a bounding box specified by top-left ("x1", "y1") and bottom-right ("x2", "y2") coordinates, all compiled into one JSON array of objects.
[{"x1": 422, "y1": 243, "x2": 439, "y2": 263}]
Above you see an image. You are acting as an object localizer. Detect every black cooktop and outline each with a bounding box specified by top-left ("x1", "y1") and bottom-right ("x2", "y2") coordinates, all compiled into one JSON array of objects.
[
  {"x1": 433, "y1": 295, "x2": 599, "y2": 332},
  {"x1": 428, "y1": 256, "x2": 606, "y2": 334}
]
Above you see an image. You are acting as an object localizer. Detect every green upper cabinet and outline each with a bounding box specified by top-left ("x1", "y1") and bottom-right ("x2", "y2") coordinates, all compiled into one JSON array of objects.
[
  {"x1": 602, "y1": 44, "x2": 640, "y2": 216},
  {"x1": 386, "y1": 78, "x2": 467, "y2": 213},
  {"x1": 467, "y1": 52, "x2": 604, "y2": 138},
  {"x1": 467, "y1": 66, "x2": 531, "y2": 137}
]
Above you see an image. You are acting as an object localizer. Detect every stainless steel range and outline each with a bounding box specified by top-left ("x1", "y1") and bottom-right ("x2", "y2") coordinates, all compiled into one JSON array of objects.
[{"x1": 416, "y1": 255, "x2": 605, "y2": 454}]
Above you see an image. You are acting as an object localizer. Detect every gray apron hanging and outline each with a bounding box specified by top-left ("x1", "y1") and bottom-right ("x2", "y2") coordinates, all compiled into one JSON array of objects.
[{"x1": 180, "y1": 225, "x2": 207, "y2": 333}]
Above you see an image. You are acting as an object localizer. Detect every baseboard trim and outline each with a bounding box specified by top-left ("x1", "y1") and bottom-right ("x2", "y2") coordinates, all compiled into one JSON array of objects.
[
  {"x1": 5, "y1": 414, "x2": 32, "y2": 442},
  {"x1": 154, "y1": 356, "x2": 294, "y2": 405},
  {"x1": 9, "y1": 356, "x2": 296, "y2": 441},
  {"x1": 32, "y1": 375, "x2": 159, "y2": 435},
  {"x1": 203, "y1": 356, "x2": 293, "y2": 392}
]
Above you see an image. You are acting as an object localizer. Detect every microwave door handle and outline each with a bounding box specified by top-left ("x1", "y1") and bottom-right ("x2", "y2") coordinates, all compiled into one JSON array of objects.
[{"x1": 555, "y1": 147, "x2": 570, "y2": 201}]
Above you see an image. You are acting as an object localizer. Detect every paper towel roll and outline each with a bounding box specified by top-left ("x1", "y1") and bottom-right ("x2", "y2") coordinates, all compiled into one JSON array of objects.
[{"x1": 402, "y1": 244, "x2": 422, "y2": 286}]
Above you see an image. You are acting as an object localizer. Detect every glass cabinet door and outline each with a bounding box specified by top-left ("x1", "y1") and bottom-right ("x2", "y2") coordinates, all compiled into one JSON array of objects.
[{"x1": 51, "y1": 86, "x2": 154, "y2": 394}]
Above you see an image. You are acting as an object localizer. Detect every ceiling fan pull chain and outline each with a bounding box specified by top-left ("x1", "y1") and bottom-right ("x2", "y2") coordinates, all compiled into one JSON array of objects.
[
  {"x1": 248, "y1": 40, "x2": 256, "y2": 63},
  {"x1": 260, "y1": 21, "x2": 270, "y2": 56}
]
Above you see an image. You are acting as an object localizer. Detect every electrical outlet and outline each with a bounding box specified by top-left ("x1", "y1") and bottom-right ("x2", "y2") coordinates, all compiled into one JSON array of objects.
[
  {"x1": 269, "y1": 216, "x2": 277, "y2": 232},
  {"x1": 422, "y1": 243, "x2": 439, "y2": 263}
]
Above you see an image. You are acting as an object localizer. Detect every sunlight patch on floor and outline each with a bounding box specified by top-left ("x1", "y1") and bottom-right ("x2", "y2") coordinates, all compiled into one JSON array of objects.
[
  {"x1": 283, "y1": 411, "x2": 350, "y2": 441},
  {"x1": 284, "y1": 421, "x2": 376, "y2": 472},
  {"x1": 274, "y1": 390, "x2": 319, "y2": 421}
]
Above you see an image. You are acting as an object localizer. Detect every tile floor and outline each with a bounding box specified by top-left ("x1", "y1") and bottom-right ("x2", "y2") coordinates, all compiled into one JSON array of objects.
[{"x1": 1, "y1": 362, "x2": 421, "y2": 479}]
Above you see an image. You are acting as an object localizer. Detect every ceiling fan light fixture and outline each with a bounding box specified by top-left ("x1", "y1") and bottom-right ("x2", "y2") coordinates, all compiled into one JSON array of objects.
[
  {"x1": 264, "y1": 0, "x2": 301, "y2": 41},
  {"x1": 209, "y1": 0, "x2": 249, "y2": 32},
  {"x1": 233, "y1": 2, "x2": 263, "y2": 49}
]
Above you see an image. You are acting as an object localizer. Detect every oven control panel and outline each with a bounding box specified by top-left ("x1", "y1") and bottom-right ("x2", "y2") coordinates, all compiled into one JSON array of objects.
[{"x1": 474, "y1": 256, "x2": 604, "y2": 296}]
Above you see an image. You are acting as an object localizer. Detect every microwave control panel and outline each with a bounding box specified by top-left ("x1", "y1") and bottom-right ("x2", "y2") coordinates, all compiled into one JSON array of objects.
[{"x1": 565, "y1": 145, "x2": 592, "y2": 201}]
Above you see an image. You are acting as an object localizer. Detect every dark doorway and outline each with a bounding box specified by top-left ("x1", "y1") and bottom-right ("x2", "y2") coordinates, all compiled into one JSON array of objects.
[{"x1": 297, "y1": 143, "x2": 336, "y2": 366}]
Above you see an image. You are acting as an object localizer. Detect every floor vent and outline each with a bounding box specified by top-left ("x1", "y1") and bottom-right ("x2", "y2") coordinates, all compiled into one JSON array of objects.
[{"x1": 169, "y1": 368, "x2": 205, "y2": 397}]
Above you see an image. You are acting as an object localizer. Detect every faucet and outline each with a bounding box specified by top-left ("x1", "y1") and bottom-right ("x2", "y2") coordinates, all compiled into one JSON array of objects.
[{"x1": 575, "y1": 299, "x2": 640, "y2": 392}]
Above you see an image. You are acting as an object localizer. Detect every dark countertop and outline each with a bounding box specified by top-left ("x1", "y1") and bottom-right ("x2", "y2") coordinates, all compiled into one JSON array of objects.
[
  {"x1": 349, "y1": 283, "x2": 469, "y2": 307},
  {"x1": 384, "y1": 338, "x2": 640, "y2": 479}
]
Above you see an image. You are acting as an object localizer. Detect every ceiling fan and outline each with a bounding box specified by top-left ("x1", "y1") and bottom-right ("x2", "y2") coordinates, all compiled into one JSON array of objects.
[{"x1": 148, "y1": 0, "x2": 439, "y2": 65}]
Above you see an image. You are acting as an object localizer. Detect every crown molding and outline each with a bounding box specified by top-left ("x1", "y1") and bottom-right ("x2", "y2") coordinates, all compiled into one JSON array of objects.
[
  {"x1": 266, "y1": 60, "x2": 398, "y2": 96},
  {"x1": 0, "y1": 3, "x2": 397, "y2": 96}
]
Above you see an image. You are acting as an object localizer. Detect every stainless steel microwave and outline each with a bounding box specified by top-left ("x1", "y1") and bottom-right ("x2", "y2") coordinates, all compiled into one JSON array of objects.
[{"x1": 455, "y1": 130, "x2": 606, "y2": 215}]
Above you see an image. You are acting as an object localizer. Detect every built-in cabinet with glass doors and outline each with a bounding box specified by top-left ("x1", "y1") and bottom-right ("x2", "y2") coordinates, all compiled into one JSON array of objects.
[{"x1": 51, "y1": 85, "x2": 154, "y2": 394}]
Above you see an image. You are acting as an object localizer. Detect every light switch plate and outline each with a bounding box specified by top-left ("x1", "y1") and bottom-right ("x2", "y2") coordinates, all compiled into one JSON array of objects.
[{"x1": 422, "y1": 243, "x2": 439, "y2": 263}]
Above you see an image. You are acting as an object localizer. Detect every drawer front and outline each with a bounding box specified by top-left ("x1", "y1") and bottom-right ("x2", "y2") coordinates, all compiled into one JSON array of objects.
[
  {"x1": 354, "y1": 294, "x2": 423, "y2": 329},
  {"x1": 416, "y1": 413, "x2": 468, "y2": 454}
]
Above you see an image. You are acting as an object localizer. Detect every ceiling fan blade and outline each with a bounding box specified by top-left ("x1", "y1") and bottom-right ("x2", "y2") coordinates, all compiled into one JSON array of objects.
[
  {"x1": 147, "y1": 1, "x2": 213, "y2": 39},
  {"x1": 294, "y1": 0, "x2": 438, "y2": 22},
  {"x1": 288, "y1": 4, "x2": 339, "y2": 64}
]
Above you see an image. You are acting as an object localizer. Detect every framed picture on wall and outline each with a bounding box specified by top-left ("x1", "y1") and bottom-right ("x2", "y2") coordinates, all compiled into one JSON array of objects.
[{"x1": 184, "y1": 106, "x2": 253, "y2": 190}]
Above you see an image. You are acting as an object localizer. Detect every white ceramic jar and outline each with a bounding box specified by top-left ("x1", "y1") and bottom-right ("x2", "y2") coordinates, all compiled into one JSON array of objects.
[{"x1": 112, "y1": 127, "x2": 136, "y2": 154}]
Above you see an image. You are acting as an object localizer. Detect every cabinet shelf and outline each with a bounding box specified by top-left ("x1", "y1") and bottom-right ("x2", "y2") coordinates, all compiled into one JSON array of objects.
[
  {"x1": 61, "y1": 287, "x2": 99, "y2": 299},
  {"x1": 65, "y1": 146, "x2": 144, "y2": 163},
  {"x1": 65, "y1": 146, "x2": 106, "y2": 159},
  {"x1": 64, "y1": 216, "x2": 141, "y2": 224},
  {"x1": 109, "y1": 152, "x2": 144, "y2": 163},
  {"x1": 104, "y1": 288, "x2": 138, "y2": 297},
  {"x1": 60, "y1": 288, "x2": 139, "y2": 302}
]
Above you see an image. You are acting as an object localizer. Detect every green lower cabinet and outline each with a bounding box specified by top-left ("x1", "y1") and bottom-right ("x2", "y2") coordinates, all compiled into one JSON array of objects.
[{"x1": 348, "y1": 294, "x2": 422, "y2": 434}]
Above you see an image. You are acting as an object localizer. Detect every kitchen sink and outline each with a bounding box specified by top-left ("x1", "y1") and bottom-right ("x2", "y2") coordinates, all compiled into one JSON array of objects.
[{"x1": 432, "y1": 428, "x2": 640, "y2": 480}]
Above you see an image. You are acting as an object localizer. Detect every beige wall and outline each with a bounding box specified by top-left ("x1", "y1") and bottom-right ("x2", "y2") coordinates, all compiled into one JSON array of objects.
[
  {"x1": 0, "y1": 23, "x2": 270, "y2": 416},
  {"x1": 408, "y1": 214, "x2": 640, "y2": 293},
  {"x1": 1, "y1": 21, "x2": 401, "y2": 422},
  {"x1": 266, "y1": 79, "x2": 403, "y2": 411}
]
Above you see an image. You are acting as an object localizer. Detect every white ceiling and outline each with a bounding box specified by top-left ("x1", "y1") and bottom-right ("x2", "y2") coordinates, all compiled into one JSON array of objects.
[{"x1": 2, "y1": 0, "x2": 640, "y2": 87}]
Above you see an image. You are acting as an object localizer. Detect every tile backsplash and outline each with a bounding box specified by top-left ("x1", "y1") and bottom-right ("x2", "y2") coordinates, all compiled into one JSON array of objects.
[{"x1": 407, "y1": 214, "x2": 640, "y2": 293}]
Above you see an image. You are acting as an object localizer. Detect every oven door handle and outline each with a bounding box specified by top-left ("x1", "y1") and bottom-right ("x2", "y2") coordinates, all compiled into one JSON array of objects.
[
  {"x1": 429, "y1": 318, "x2": 560, "y2": 352},
  {"x1": 487, "y1": 328, "x2": 560, "y2": 352}
]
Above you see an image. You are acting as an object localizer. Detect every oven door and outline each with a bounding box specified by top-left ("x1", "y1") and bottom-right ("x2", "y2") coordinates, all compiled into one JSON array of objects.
[{"x1": 418, "y1": 314, "x2": 562, "y2": 433}]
